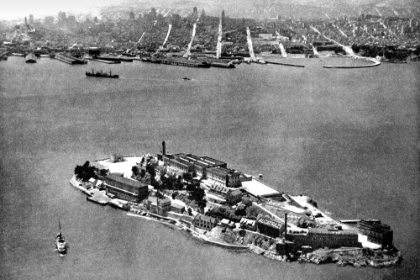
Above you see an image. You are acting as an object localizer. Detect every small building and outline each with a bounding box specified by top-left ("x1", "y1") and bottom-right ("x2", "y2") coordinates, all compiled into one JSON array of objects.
[
  {"x1": 240, "y1": 217, "x2": 257, "y2": 231},
  {"x1": 103, "y1": 174, "x2": 148, "y2": 203},
  {"x1": 170, "y1": 199, "x2": 185, "y2": 213},
  {"x1": 208, "y1": 184, "x2": 229, "y2": 196},
  {"x1": 147, "y1": 196, "x2": 171, "y2": 214},
  {"x1": 287, "y1": 228, "x2": 361, "y2": 251},
  {"x1": 193, "y1": 214, "x2": 217, "y2": 230},
  {"x1": 257, "y1": 216, "x2": 284, "y2": 238},
  {"x1": 226, "y1": 189, "x2": 243, "y2": 205},
  {"x1": 357, "y1": 220, "x2": 393, "y2": 248}
]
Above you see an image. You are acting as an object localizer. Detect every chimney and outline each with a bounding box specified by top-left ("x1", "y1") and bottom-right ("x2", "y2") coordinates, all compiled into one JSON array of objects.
[
  {"x1": 162, "y1": 141, "x2": 166, "y2": 156},
  {"x1": 284, "y1": 212, "x2": 288, "y2": 239}
]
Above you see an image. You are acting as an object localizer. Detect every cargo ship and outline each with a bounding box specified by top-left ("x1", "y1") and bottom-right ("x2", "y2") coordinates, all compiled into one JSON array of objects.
[{"x1": 86, "y1": 69, "x2": 119, "y2": 78}]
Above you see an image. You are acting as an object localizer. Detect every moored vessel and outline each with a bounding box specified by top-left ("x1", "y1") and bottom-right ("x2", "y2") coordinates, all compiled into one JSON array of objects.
[{"x1": 86, "y1": 69, "x2": 119, "y2": 78}]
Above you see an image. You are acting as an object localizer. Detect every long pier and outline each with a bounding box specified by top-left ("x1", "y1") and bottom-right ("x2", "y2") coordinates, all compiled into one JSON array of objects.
[
  {"x1": 55, "y1": 53, "x2": 87, "y2": 65},
  {"x1": 266, "y1": 61, "x2": 305, "y2": 68},
  {"x1": 86, "y1": 57, "x2": 121, "y2": 64},
  {"x1": 0, "y1": 51, "x2": 8, "y2": 60}
]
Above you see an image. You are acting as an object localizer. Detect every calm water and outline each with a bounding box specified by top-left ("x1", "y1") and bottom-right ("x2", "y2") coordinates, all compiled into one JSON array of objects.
[{"x1": 0, "y1": 56, "x2": 418, "y2": 280}]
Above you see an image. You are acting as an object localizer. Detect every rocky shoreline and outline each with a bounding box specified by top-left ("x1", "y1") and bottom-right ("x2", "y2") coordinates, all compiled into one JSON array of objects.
[{"x1": 298, "y1": 247, "x2": 402, "y2": 268}]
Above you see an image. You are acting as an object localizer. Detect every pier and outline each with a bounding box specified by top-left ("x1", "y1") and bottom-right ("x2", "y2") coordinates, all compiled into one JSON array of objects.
[
  {"x1": 86, "y1": 57, "x2": 121, "y2": 64},
  {"x1": 266, "y1": 61, "x2": 305, "y2": 67},
  {"x1": 95, "y1": 56, "x2": 133, "y2": 62},
  {"x1": 54, "y1": 53, "x2": 87, "y2": 64},
  {"x1": 0, "y1": 50, "x2": 8, "y2": 60}
]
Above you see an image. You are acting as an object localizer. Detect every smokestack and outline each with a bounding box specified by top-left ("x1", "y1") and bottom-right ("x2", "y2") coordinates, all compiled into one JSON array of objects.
[
  {"x1": 284, "y1": 212, "x2": 288, "y2": 239},
  {"x1": 162, "y1": 141, "x2": 166, "y2": 156}
]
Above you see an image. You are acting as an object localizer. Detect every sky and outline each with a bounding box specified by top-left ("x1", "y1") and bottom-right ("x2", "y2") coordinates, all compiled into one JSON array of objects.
[{"x1": 0, "y1": 0, "x2": 119, "y2": 20}]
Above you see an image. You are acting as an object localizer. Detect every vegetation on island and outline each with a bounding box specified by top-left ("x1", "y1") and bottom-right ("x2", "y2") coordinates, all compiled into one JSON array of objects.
[{"x1": 74, "y1": 161, "x2": 97, "y2": 182}]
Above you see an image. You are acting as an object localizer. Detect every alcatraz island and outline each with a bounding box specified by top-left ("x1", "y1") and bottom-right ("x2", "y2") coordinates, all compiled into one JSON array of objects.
[{"x1": 70, "y1": 141, "x2": 402, "y2": 268}]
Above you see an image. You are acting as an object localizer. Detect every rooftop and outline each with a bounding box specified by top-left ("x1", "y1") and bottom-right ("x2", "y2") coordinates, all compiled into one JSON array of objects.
[
  {"x1": 105, "y1": 174, "x2": 148, "y2": 189},
  {"x1": 241, "y1": 178, "x2": 280, "y2": 197},
  {"x1": 97, "y1": 157, "x2": 142, "y2": 177},
  {"x1": 194, "y1": 214, "x2": 217, "y2": 223}
]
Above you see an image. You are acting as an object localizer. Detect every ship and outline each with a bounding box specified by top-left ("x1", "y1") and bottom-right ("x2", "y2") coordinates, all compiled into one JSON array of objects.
[
  {"x1": 25, "y1": 52, "x2": 36, "y2": 63},
  {"x1": 55, "y1": 222, "x2": 68, "y2": 256},
  {"x1": 86, "y1": 69, "x2": 119, "y2": 78}
]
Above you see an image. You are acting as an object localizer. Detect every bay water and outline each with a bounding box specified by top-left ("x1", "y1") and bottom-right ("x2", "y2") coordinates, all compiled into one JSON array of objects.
[{"x1": 0, "y1": 56, "x2": 418, "y2": 279}]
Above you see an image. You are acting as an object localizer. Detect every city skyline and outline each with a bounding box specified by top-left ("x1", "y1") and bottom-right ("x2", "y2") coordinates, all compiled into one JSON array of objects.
[
  {"x1": 2, "y1": 0, "x2": 418, "y2": 21},
  {"x1": 0, "y1": 0, "x2": 118, "y2": 20}
]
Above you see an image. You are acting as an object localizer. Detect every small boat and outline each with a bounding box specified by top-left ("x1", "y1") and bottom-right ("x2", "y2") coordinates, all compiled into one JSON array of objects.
[
  {"x1": 182, "y1": 77, "x2": 191, "y2": 81},
  {"x1": 86, "y1": 69, "x2": 119, "y2": 78},
  {"x1": 55, "y1": 222, "x2": 68, "y2": 256}
]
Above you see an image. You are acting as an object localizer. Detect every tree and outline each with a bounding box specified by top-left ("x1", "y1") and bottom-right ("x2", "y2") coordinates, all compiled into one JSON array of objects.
[
  {"x1": 132, "y1": 166, "x2": 139, "y2": 177},
  {"x1": 197, "y1": 199, "x2": 207, "y2": 211},
  {"x1": 140, "y1": 168, "x2": 146, "y2": 178},
  {"x1": 74, "y1": 161, "x2": 97, "y2": 182},
  {"x1": 182, "y1": 172, "x2": 192, "y2": 181},
  {"x1": 246, "y1": 205, "x2": 260, "y2": 219},
  {"x1": 191, "y1": 187, "x2": 205, "y2": 202},
  {"x1": 172, "y1": 191, "x2": 179, "y2": 200}
]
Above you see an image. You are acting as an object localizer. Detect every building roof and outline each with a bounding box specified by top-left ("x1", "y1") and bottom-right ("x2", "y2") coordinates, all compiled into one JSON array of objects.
[
  {"x1": 105, "y1": 174, "x2": 148, "y2": 189},
  {"x1": 228, "y1": 189, "x2": 242, "y2": 197},
  {"x1": 148, "y1": 196, "x2": 171, "y2": 206},
  {"x1": 199, "y1": 156, "x2": 227, "y2": 167},
  {"x1": 194, "y1": 214, "x2": 216, "y2": 224},
  {"x1": 308, "y1": 228, "x2": 358, "y2": 235},
  {"x1": 240, "y1": 217, "x2": 256, "y2": 226},
  {"x1": 241, "y1": 178, "x2": 279, "y2": 197},
  {"x1": 258, "y1": 217, "x2": 283, "y2": 229},
  {"x1": 171, "y1": 199, "x2": 186, "y2": 209}
]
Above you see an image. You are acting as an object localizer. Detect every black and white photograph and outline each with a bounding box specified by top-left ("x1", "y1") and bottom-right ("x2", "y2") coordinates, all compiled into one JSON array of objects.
[{"x1": 0, "y1": 1, "x2": 419, "y2": 279}]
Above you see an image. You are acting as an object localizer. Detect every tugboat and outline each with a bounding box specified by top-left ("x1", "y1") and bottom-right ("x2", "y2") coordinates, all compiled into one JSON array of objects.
[
  {"x1": 85, "y1": 69, "x2": 119, "y2": 78},
  {"x1": 55, "y1": 222, "x2": 68, "y2": 256}
]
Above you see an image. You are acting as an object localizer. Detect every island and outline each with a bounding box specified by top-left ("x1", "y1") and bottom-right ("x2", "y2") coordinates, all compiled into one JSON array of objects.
[{"x1": 70, "y1": 141, "x2": 401, "y2": 268}]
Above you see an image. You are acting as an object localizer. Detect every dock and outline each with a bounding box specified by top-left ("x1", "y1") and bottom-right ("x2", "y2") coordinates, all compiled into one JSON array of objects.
[
  {"x1": 55, "y1": 53, "x2": 87, "y2": 64},
  {"x1": 92, "y1": 59, "x2": 121, "y2": 64},
  {"x1": 95, "y1": 56, "x2": 133, "y2": 62},
  {"x1": 266, "y1": 61, "x2": 305, "y2": 67},
  {"x1": 0, "y1": 50, "x2": 8, "y2": 60}
]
